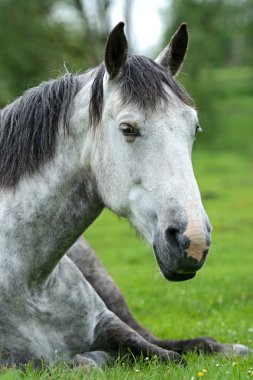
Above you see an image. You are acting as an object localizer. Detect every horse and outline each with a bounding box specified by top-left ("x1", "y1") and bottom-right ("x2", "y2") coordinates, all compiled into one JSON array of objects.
[{"x1": 0, "y1": 22, "x2": 251, "y2": 369}]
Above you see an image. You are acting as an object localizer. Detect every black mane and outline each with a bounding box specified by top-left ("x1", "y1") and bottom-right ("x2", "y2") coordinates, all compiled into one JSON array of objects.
[
  {"x1": 0, "y1": 74, "x2": 79, "y2": 188},
  {"x1": 89, "y1": 55, "x2": 194, "y2": 126}
]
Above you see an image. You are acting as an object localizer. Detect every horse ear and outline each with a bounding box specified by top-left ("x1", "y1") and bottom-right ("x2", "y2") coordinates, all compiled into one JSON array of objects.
[
  {"x1": 105, "y1": 22, "x2": 128, "y2": 80},
  {"x1": 155, "y1": 23, "x2": 188, "y2": 76}
]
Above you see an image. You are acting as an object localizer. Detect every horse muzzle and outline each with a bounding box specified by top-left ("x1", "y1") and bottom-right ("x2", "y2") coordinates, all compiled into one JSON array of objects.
[{"x1": 153, "y1": 226, "x2": 210, "y2": 282}]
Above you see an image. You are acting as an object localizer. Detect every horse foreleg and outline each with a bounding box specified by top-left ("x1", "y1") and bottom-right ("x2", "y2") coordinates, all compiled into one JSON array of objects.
[
  {"x1": 91, "y1": 310, "x2": 184, "y2": 364},
  {"x1": 66, "y1": 237, "x2": 216, "y2": 353},
  {"x1": 66, "y1": 237, "x2": 252, "y2": 357}
]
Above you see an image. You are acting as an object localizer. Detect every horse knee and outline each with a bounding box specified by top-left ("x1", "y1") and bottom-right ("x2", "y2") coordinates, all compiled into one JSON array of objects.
[{"x1": 0, "y1": 349, "x2": 43, "y2": 369}]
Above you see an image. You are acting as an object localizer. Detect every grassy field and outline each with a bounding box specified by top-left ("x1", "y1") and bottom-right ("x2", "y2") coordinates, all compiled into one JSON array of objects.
[{"x1": 0, "y1": 68, "x2": 252, "y2": 379}]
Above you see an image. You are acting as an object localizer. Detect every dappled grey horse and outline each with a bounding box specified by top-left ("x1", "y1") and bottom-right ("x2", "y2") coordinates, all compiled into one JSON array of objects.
[{"x1": 0, "y1": 23, "x2": 250, "y2": 368}]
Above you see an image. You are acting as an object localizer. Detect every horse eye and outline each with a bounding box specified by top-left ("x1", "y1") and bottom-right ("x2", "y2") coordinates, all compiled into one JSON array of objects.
[
  {"x1": 195, "y1": 124, "x2": 202, "y2": 135},
  {"x1": 120, "y1": 123, "x2": 140, "y2": 138}
]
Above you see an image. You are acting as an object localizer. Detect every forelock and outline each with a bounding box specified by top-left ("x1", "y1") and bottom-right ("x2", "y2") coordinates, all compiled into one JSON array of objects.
[{"x1": 89, "y1": 55, "x2": 194, "y2": 126}]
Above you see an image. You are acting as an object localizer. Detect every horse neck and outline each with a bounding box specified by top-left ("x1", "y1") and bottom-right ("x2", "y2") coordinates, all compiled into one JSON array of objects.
[{"x1": 0, "y1": 90, "x2": 103, "y2": 284}]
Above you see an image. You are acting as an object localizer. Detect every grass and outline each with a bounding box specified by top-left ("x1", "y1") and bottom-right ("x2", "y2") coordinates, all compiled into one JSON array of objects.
[{"x1": 1, "y1": 354, "x2": 253, "y2": 380}]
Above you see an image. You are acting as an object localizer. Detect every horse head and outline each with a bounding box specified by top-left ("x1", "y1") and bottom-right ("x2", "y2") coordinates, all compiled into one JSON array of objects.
[{"x1": 90, "y1": 23, "x2": 211, "y2": 282}]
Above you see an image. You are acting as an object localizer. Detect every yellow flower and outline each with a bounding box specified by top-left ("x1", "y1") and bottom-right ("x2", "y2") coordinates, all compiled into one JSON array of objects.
[{"x1": 197, "y1": 372, "x2": 204, "y2": 377}]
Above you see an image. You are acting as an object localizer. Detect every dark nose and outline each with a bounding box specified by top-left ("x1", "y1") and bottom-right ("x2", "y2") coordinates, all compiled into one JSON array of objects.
[{"x1": 165, "y1": 226, "x2": 208, "y2": 273}]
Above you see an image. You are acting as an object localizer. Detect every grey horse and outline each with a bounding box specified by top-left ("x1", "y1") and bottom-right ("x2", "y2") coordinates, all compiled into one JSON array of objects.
[{"x1": 0, "y1": 23, "x2": 250, "y2": 369}]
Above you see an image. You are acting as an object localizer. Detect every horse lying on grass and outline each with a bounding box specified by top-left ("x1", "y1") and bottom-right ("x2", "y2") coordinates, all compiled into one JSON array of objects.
[{"x1": 0, "y1": 22, "x2": 251, "y2": 369}]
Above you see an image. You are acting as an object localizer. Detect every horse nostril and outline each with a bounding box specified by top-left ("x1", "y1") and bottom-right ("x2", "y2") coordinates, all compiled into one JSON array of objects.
[
  {"x1": 165, "y1": 227, "x2": 179, "y2": 252},
  {"x1": 165, "y1": 227, "x2": 190, "y2": 254}
]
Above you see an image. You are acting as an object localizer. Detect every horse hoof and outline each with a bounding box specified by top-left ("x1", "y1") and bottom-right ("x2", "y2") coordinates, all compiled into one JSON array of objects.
[
  {"x1": 219, "y1": 344, "x2": 253, "y2": 357},
  {"x1": 166, "y1": 351, "x2": 187, "y2": 366},
  {"x1": 231, "y1": 344, "x2": 253, "y2": 356}
]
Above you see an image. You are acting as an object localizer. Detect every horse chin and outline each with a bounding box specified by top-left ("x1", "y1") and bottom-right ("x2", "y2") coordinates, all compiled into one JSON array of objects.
[
  {"x1": 153, "y1": 245, "x2": 196, "y2": 282},
  {"x1": 162, "y1": 269, "x2": 196, "y2": 282}
]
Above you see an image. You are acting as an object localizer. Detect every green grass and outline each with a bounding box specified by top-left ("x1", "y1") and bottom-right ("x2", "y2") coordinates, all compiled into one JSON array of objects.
[{"x1": 1, "y1": 354, "x2": 253, "y2": 380}]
